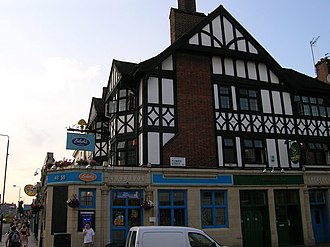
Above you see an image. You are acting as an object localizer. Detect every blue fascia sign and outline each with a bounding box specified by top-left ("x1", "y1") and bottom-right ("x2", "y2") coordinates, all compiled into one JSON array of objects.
[{"x1": 66, "y1": 132, "x2": 95, "y2": 151}]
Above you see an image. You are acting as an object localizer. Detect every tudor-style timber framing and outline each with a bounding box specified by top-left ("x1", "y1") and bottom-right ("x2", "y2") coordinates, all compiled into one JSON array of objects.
[{"x1": 37, "y1": 1, "x2": 330, "y2": 247}]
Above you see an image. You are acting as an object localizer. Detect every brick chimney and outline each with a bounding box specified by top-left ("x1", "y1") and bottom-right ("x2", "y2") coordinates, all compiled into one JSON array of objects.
[
  {"x1": 169, "y1": 0, "x2": 206, "y2": 43},
  {"x1": 315, "y1": 57, "x2": 330, "y2": 84}
]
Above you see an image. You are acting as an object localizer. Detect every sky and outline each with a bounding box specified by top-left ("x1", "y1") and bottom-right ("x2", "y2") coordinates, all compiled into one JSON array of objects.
[{"x1": 0, "y1": 0, "x2": 329, "y2": 205}]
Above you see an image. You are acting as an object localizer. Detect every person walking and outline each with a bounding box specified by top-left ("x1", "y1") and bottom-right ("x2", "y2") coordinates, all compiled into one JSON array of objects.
[
  {"x1": 6, "y1": 225, "x2": 21, "y2": 247},
  {"x1": 20, "y1": 223, "x2": 30, "y2": 247},
  {"x1": 82, "y1": 222, "x2": 94, "y2": 247}
]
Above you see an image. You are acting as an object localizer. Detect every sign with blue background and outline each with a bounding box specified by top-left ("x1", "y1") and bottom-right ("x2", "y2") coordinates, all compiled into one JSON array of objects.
[
  {"x1": 47, "y1": 171, "x2": 103, "y2": 185},
  {"x1": 66, "y1": 133, "x2": 95, "y2": 151}
]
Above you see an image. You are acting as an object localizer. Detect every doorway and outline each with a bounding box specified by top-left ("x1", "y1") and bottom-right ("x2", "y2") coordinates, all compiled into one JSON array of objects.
[
  {"x1": 274, "y1": 190, "x2": 303, "y2": 246},
  {"x1": 240, "y1": 190, "x2": 271, "y2": 247}
]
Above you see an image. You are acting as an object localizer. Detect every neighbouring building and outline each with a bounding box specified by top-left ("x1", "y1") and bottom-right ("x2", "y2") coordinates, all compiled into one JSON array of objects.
[{"x1": 36, "y1": 1, "x2": 330, "y2": 247}]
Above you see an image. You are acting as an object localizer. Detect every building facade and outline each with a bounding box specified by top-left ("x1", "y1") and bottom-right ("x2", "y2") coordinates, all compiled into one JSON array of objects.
[{"x1": 37, "y1": 1, "x2": 330, "y2": 247}]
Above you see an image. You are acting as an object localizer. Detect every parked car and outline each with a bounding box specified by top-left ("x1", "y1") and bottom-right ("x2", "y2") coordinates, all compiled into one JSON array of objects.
[{"x1": 125, "y1": 226, "x2": 228, "y2": 247}]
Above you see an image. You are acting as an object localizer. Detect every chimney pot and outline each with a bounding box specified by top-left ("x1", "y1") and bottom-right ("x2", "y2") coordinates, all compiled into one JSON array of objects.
[{"x1": 178, "y1": 0, "x2": 196, "y2": 13}]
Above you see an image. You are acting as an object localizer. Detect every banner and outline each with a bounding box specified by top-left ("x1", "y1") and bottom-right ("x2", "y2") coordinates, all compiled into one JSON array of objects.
[{"x1": 66, "y1": 133, "x2": 95, "y2": 151}]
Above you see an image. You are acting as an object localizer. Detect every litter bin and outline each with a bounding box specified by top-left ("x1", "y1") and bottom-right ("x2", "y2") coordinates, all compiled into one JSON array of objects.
[{"x1": 54, "y1": 233, "x2": 71, "y2": 247}]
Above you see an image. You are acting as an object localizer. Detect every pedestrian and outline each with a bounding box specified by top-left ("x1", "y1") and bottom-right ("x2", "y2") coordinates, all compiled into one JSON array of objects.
[
  {"x1": 82, "y1": 222, "x2": 94, "y2": 247},
  {"x1": 6, "y1": 225, "x2": 21, "y2": 247},
  {"x1": 20, "y1": 223, "x2": 30, "y2": 247}
]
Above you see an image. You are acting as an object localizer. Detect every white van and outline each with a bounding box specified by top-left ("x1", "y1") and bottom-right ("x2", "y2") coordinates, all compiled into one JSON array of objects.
[{"x1": 125, "y1": 226, "x2": 227, "y2": 247}]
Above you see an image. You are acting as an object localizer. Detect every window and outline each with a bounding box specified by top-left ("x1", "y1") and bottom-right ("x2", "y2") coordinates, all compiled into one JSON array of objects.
[
  {"x1": 79, "y1": 189, "x2": 96, "y2": 208},
  {"x1": 106, "y1": 89, "x2": 136, "y2": 117},
  {"x1": 158, "y1": 190, "x2": 187, "y2": 226},
  {"x1": 238, "y1": 89, "x2": 259, "y2": 111},
  {"x1": 301, "y1": 142, "x2": 328, "y2": 165},
  {"x1": 201, "y1": 191, "x2": 228, "y2": 228},
  {"x1": 188, "y1": 232, "x2": 217, "y2": 247},
  {"x1": 223, "y1": 138, "x2": 237, "y2": 164},
  {"x1": 110, "y1": 139, "x2": 137, "y2": 166},
  {"x1": 111, "y1": 190, "x2": 142, "y2": 247},
  {"x1": 243, "y1": 139, "x2": 266, "y2": 165},
  {"x1": 294, "y1": 95, "x2": 330, "y2": 117},
  {"x1": 219, "y1": 86, "x2": 232, "y2": 109},
  {"x1": 309, "y1": 190, "x2": 325, "y2": 205}
]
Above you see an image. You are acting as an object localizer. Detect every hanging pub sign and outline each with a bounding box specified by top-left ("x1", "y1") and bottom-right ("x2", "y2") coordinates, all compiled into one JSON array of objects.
[
  {"x1": 289, "y1": 141, "x2": 301, "y2": 164},
  {"x1": 66, "y1": 133, "x2": 95, "y2": 151}
]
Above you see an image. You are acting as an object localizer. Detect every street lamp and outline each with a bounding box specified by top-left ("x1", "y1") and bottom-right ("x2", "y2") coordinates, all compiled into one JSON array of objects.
[
  {"x1": 13, "y1": 185, "x2": 21, "y2": 202},
  {"x1": 0, "y1": 134, "x2": 9, "y2": 242}
]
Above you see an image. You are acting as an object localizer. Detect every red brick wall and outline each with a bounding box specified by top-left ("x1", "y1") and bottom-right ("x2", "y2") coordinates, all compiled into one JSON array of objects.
[
  {"x1": 162, "y1": 52, "x2": 217, "y2": 167},
  {"x1": 169, "y1": 9, "x2": 205, "y2": 44}
]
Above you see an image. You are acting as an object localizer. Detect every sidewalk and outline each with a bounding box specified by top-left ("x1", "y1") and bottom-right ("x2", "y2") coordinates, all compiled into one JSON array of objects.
[{"x1": 0, "y1": 234, "x2": 38, "y2": 247}]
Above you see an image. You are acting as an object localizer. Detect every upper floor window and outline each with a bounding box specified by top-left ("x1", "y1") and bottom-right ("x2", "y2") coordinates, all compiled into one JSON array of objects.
[
  {"x1": 110, "y1": 139, "x2": 137, "y2": 166},
  {"x1": 223, "y1": 138, "x2": 237, "y2": 164},
  {"x1": 301, "y1": 142, "x2": 328, "y2": 165},
  {"x1": 243, "y1": 139, "x2": 266, "y2": 165},
  {"x1": 106, "y1": 89, "x2": 136, "y2": 118},
  {"x1": 294, "y1": 95, "x2": 330, "y2": 117},
  {"x1": 219, "y1": 86, "x2": 232, "y2": 109},
  {"x1": 238, "y1": 89, "x2": 259, "y2": 111}
]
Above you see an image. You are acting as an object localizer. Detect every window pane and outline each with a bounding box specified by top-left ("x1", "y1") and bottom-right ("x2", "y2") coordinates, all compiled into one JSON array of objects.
[
  {"x1": 224, "y1": 138, "x2": 233, "y2": 147},
  {"x1": 159, "y1": 192, "x2": 170, "y2": 206},
  {"x1": 248, "y1": 90, "x2": 257, "y2": 97},
  {"x1": 250, "y1": 99, "x2": 258, "y2": 111},
  {"x1": 240, "y1": 98, "x2": 249, "y2": 110},
  {"x1": 174, "y1": 192, "x2": 184, "y2": 206},
  {"x1": 244, "y1": 140, "x2": 253, "y2": 147},
  {"x1": 128, "y1": 209, "x2": 140, "y2": 227},
  {"x1": 113, "y1": 193, "x2": 125, "y2": 206},
  {"x1": 319, "y1": 106, "x2": 327, "y2": 117},
  {"x1": 254, "y1": 140, "x2": 263, "y2": 148},
  {"x1": 224, "y1": 148, "x2": 236, "y2": 163},
  {"x1": 220, "y1": 96, "x2": 230, "y2": 109},
  {"x1": 202, "y1": 208, "x2": 213, "y2": 226},
  {"x1": 215, "y1": 208, "x2": 226, "y2": 225},
  {"x1": 302, "y1": 96, "x2": 309, "y2": 103},
  {"x1": 113, "y1": 210, "x2": 125, "y2": 227},
  {"x1": 215, "y1": 192, "x2": 224, "y2": 205},
  {"x1": 119, "y1": 99, "x2": 126, "y2": 112},
  {"x1": 159, "y1": 209, "x2": 171, "y2": 225},
  {"x1": 220, "y1": 86, "x2": 230, "y2": 95},
  {"x1": 310, "y1": 97, "x2": 317, "y2": 104},
  {"x1": 311, "y1": 105, "x2": 319, "y2": 116},
  {"x1": 303, "y1": 105, "x2": 311, "y2": 115},
  {"x1": 202, "y1": 192, "x2": 212, "y2": 205},
  {"x1": 174, "y1": 208, "x2": 185, "y2": 226}
]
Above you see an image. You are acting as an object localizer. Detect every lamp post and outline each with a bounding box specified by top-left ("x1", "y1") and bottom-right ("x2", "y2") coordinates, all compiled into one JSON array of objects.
[
  {"x1": 13, "y1": 185, "x2": 21, "y2": 202},
  {"x1": 0, "y1": 134, "x2": 9, "y2": 242}
]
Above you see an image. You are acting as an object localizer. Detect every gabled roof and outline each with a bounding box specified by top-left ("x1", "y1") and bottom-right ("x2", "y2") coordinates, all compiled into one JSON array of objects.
[
  {"x1": 87, "y1": 97, "x2": 105, "y2": 127},
  {"x1": 139, "y1": 5, "x2": 283, "y2": 73},
  {"x1": 137, "y1": 4, "x2": 330, "y2": 94},
  {"x1": 113, "y1": 59, "x2": 138, "y2": 77},
  {"x1": 284, "y1": 69, "x2": 330, "y2": 93}
]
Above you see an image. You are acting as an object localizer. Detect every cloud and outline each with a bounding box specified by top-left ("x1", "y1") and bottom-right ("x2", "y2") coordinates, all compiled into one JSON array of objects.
[{"x1": 41, "y1": 57, "x2": 101, "y2": 82}]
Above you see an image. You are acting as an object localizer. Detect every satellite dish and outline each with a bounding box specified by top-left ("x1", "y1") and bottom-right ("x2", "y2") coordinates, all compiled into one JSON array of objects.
[{"x1": 327, "y1": 74, "x2": 330, "y2": 83}]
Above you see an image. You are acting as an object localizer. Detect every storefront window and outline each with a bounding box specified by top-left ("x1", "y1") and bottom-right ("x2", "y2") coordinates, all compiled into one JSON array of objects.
[{"x1": 158, "y1": 190, "x2": 187, "y2": 226}]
